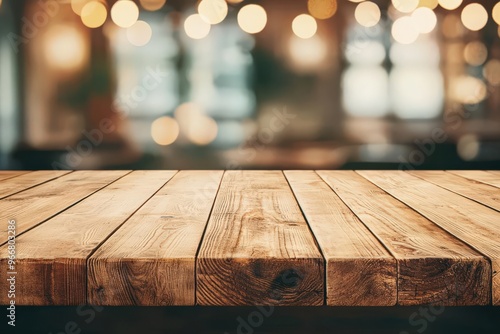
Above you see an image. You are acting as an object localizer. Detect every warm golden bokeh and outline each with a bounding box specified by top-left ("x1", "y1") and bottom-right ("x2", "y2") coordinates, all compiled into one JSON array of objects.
[
  {"x1": 111, "y1": 0, "x2": 139, "y2": 28},
  {"x1": 355, "y1": 1, "x2": 381, "y2": 28},
  {"x1": 461, "y1": 3, "x2": 488, "y2": 31},
  {"x1": 292, "y1": 14, "x2": 317, "y2": 39},
  {"x1": 419, "y1": 0, "x2": 438, "y2": 9},
  {"x1": 151, "y1": 117, "x2": 180, "y2": 146},
  {"x1": 238, "y1": 4, "x2": 267, "y2": 34},
  {"x1": 392, "y1": 0, "x2": 419, "y2": 13},
  {"x1": 392, "y1": 16, "x2": 419, "y2": 44},
  {"x1": 307, "y1": 0, "x2": 337, "y2": 20},
  {"x1": 412, "y1": 7, "x2": 437, "y2": 34},
  {"x1": 81, "y1": 1, "x2": 108, "y2": 28},
  {"x1": 198, "y1": 0, "x2": 228, "y2": 25},
  {"x1": 464, "y1": 41, "x2": 488, "y2": 66},
  {"x1": 438, "y1": 0, "x2": 463, "y2": 10},
  {"x1": 127, "y1": 20, "x2": 153, "y2": 46},
  {"x1": 139, "y1": 0, "x2": 166, "y2": 12},
  {"x1": 492, "y1": 2, "x2": 500, "y2": 25},
  {"x1": 184, "y1": 14, "x2": 211, "y2": 39}
]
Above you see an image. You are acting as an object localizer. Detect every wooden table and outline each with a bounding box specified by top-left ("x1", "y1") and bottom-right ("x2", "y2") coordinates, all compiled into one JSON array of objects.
[{"x1": 0, "y1": 170, "x2": 498, "y2": 307}]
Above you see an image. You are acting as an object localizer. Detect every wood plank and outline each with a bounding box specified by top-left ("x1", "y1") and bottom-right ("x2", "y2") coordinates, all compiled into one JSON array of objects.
[
  {"x1": 317, "y1": 171, "x2": 490, "y2": 306},
  {"x1": 284, "y1": 171, "x2": 396, "y2": 306},
  {"x1": 88, "y1": 171, "x2": 222, "y2": 306},
  {"x1": 0, "y1": 171, "x2": 177, "y2": 305},
  {"x1": 197, "y1": 171, "x2": 324, "y2": 306},
  {"x1": 358, "y1": 171, "x2": 500, "y2": 305},
  {"x1": 448, "y1": 170, "x2": 500, "y2": 188},
  {"x1": 0, "y1": 171, "x2": 30, "y2": 181},
  {"x1": 0, "y1": 170, "x2": 71, "y2": 199},
  {"x1": 408, "y1": 171, "x2": 500, "y2": 212},
  {"x1": 0, "y1": 171, "x2": 129, "y2": 245}
]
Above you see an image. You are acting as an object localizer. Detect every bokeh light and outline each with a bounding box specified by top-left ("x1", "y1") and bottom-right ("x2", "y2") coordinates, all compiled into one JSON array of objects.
[
  {"x1": 457, "y1": 134, "x2": 480, "y2": 161},
  {"x1": 419, "y1": 0, "x2": 438, "y2": 9},
  {"x1": 463, "y1": 41, "x2": 487, "y2": 67},
  {"x1": 111, "y1": 0, "x2": 139, "y2": 28},
  {"x1": 354, "y1": 1, "x2": 381, "y2": 28},
  {"x1": 392, "y1": 0, "x2": 419, "y2": 14},
  {"x1": 289, "y1": 35, "x2": 328, "y2": 71},
  {"x1": 438, "y1": 0, "x2": 462, "y2": 10},
  {"x1": 484, "y1": 59, "x2": 500, "y2": 86},
  {"x1": 151, "y1": 116, "x2": 180, "y2": 146},
  {"x1": 292, "y1": 14, "x2": 317, "y2": 39},
  {"x1": 451, "y1": 76, "x2": 487, "y2": 104},
  {"x1": 411, "y1": 7, "x2": 437, "y2": 33},
  {"x1": 72, "y1": 0, "x2": 93, "y2": 16},
  {"x1": 81, "y1": 1, "x2": 108, "y2": 29},
  {"x1": 139, "y1": 0, "x2": 166, "y2": 12},
  {"x1": 174, "y1": 103, "x2": 218, "y2": 146},
  {"x1": 442, "y1": 13, "x2": 465, "y2": 39},
  {"x1": 307, "y1": 0, "x2": 337, "y2": 20},
  {"x1": 461, "y1": 3, "x2": 488, "y2": 31},
  {"x1": 126, "y1": 20, "x2": 153, "y2": 46},
  {"x1": 184, "y1": 14, "x2": 211, "y2": 39},
  {"x1": 44, "y1": 25, "x2": 87, "y2": 71},
  {"x1": 392, "y1": 16, "x2": 419, "y2": 44},
  {"x1": 238, "y1": 4, "x2": 267, "y2": 34},
  {"x1": 198, "y1": 0, "x2": 228, "y2": 25},
  {"x1": 493, "y1": 2, "x2": 500, "y2": 25}
]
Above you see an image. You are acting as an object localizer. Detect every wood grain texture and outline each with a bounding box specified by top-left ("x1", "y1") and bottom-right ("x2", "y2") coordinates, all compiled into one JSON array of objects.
[
  {"x1": 0, "y1": 170, "x2": 71, "y2": 199},
  {"x1": 0, "y1": 171, "x2": 177, "y2": 305},
  {"x1": 409, "y1": 171, "x2": 500, "y2": 212},
  {"x1": 0, "y1": 171, "x2": 30, "y2": 181},
  {"x1": 318, "y1": 171, "x2": 490, "y2": 306},
  {"x1": 88, "y1": 171, "x2": 222, "y2": 306},
  {"x1": 448, "y1": 171, "x2": 500, "y2": 189},
  {"x1": 197, "y1": 171, "x2": 324, "y2": 306},
  {"x1": 284, "y1": 171, "x2": 396, "y2": 306},
  {"x1": 0, "y1": 171, "x2": 129, "y2": 245},
  {"x1": 358, "y1": 171, "x2": 499, "y2": 305}
]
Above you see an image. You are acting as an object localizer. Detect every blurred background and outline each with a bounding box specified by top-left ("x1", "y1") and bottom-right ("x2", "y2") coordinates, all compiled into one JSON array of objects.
[{"x1": 0, "y1": 0, "x2": 499, "y2": 170}]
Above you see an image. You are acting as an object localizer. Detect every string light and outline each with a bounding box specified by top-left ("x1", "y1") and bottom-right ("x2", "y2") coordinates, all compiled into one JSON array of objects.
[{"x1": 238, "y1": 4, "x2": 267, "y2": 34}]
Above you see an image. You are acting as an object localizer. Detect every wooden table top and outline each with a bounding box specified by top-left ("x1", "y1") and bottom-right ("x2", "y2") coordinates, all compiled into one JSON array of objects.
[{"x1": 0, "y1": 170, "x2": 498, "y2": 306}]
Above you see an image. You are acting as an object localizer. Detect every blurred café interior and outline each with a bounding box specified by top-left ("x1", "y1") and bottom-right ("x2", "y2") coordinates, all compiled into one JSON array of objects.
[{"x1": 0, "y1": 0, "x2": 499, "y2": 170}]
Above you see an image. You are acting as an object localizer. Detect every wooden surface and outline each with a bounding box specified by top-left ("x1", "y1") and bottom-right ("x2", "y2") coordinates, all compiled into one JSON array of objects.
[
  {"x1": 197, "y1": 171, "x2": 324, "y2": 306},
  {"x1": 0, "y1": 170, "x2": 499, "y2": 306}
]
